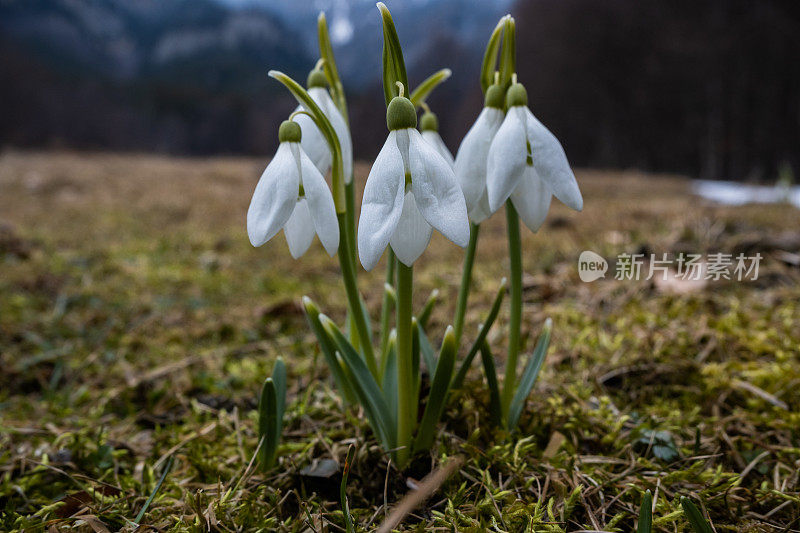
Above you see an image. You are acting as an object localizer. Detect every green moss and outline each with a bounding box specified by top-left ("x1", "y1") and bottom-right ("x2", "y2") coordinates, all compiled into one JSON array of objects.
[{"x1": 0, "y1": 153, "x2": 798, "y2": 531}]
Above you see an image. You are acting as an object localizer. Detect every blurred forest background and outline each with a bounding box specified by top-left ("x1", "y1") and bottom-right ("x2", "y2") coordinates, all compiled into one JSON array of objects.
[{"x1": 1, "y1": 0, "x2": 797, "y2": 182}]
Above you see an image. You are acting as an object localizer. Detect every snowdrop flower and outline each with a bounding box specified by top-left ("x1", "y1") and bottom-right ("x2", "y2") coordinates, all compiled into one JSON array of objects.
[
  {"x1": 292, "y1": 68, "x2": 354, "y2": 182},
  {"x1": 358, "y1": 92, "x2": 470, "y2": 270},
  {"x1": 247, "y1": 120, "x2": 339, "y2": 258},
  {"x1": 487, "y1": 78, "x2": 583, "y2": 232},
  {"x1": 453, "y1": 84, "x2": 505, "y2": 223},
  {"x1": 420, "y1": 108, "x2": 454, "y2": 169}
]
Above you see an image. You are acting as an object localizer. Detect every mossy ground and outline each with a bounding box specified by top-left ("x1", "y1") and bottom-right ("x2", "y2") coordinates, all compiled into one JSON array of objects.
[{"x1": 1, "y1": 151, "x2": 798, "y2": 531}]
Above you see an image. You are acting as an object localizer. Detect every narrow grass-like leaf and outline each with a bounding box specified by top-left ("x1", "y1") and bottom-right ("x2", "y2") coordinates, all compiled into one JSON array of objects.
[
  {"x1": 133, "y1": 455, "x2": 173, "y2": 526},
  {"x1": 272, "y1": 358, "x2": 286, "y2": 431},
  {"x1": 321, "y1": 315, "x2": 396, "y2": 449},
  {"x1": 411, "y1": 317, "x2": 421, "y2": 400},
  {"x1": 302, "y1": 296, "x2": 356, "y2": 403},
  {"x1": 409, "y1": 69, "x2": 451, "y2": 108},
  {"x1": 480, "y1": 16, "x2": 506, "y2": 93},
  {"x1": 417, "y1": 289, "x2": 439, "y2": 330},
  {"x1": 382, "y1": 332, "x2": 398, "y2": 421},
  {"x1": 417, "y1": 322, "x2": 437, "y2": 375},
  {"x1": 507, "y1": 319, "x2": 552, "y2": 430},
  {"x1": 479, "y1": 340, "x2": 502, "y2": 427},
  {"x1": 341, "y1": 444, "x2": 356, "y2": 533},
  {"x1": 637, "y1": 490, "x2": 653, "y2": 533},
  {"x1": 379, "y1": 273, "x2": 397, "y2": 364},
  {"x1": 317, "y1": 12, "x2": 347, "y2": 117},
  {"x1": 414, "y1": 326, "x2": 457, "y2": 452},
  {"x1": 680, "y1": 497, "x2": 714, "y2": 533},
  {"x1": 378, "y1": 2, "x2": 409, "y2": 104},
  {"x1": 498, "y1": 16, "x2": 516, "y2": 88},
  {"x1": 258, "y1": 378, "x2": 278, "y2": 471},
  {"x1": 451, "y1": 278, "x2": 507, "y2": 389}
]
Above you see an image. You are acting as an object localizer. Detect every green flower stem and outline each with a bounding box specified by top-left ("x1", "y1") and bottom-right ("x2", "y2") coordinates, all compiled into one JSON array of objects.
[
  {"x1": 344, "y1": 178, "x2": 358, "y2": 273},
  {"x1": 453, "y1": 223, "x2": 480, "y2": 345},
  {"x1": 379, "y1": 250, "x2": 397, "y2": 365},
  {"x1": 501, "y1": 201, "x2": 523, "y2": 417},
  {"x1": 395, "y1": 260, "x2": 414, "y2": 466},
  {"x1": 337, "y1": 213, "x2": 378, "y2": 379}
]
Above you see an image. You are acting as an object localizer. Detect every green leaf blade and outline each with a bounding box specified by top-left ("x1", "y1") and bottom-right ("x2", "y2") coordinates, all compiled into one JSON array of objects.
[
  {"x1": 414, "y1": 326, "x2": 457, "y2": 452},
  {"x1": 507, "y1": 319, "x2": 552, "y2": 430}
]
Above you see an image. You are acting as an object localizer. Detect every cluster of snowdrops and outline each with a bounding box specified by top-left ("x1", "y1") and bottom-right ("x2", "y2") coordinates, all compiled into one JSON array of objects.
[{"x1": 246, "y1": 5, "x2": 582, "y2": 471}]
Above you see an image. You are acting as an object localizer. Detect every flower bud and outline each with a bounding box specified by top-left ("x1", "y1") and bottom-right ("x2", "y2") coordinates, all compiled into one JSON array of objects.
[
  {"x1": 420, "y1": 110, "x2": 439, "y2": 132},
  {"x1": 386, "y1": 96, "x2": 417, "y2": 131},
  {"x1": 484, "y1": 84, "x2": 505, "y2": 109},
  {"x1": 278, "y1": 120, "x2": 302, "y2": 143},
  {"x1": 306, "y1": 69, "x2": 328, "y2": 89},
  {"x1": 505, "y1": 82, "x2": 528, "y2": 108}
]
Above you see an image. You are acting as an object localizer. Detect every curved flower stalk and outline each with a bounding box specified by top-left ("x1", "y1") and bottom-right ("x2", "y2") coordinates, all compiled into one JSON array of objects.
[
  {"x1": 293, "y1": 67, "x2": 354, "y2": 183},
  {"x1": 487, "y1": 78, "x2": 583, "y2": 232},
  {"x1": 454, "y1": 84, "x2": 506, "y2": 224},
  {"x1": 247, "y1": 119, "x2": 339, "y2": 258},
  {"x1": 419, "y1": 106, "x2": 454, "y2": 169},
  {"x1": 357, "y1": 89, "x2": 470, "y2": 270}
]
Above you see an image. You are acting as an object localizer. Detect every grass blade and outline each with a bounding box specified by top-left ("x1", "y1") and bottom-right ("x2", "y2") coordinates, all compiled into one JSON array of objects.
[
  {"x1": 478, "y1": 340, "x2": 502, "y2": 427},
  {"x1": 451, "y1": 279, "x2": 507, "y2": 389},
  {"x1": 321, "y1": 315, "x2": 396, "y2": 449},
  {"x1": 506, "y1": 319, "x2": 552, "y2": 430},
  {"x1": 341, "y1": 444, "x2": 356, "y2": 533},
  {"x1": 414, "y1": 326, "x2": 457, "y2": 452},
  {"x1": 133, "y1": 455, "x2": 173, "y2": 526},
  {"x1": 681, "y1": 496, "x2": 714, "y2": 533},
  {"x1": 637, "y1": 490, "x2": 653, "y2": 533}
]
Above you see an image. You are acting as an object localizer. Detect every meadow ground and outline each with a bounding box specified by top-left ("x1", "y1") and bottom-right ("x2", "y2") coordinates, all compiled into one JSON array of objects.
[{"x1": 1, "y1": 150, "x2": 798, "y2": 531}]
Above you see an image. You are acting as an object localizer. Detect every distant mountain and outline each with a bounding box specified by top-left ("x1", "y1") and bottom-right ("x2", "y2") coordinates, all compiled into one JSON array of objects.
[
  {"x1": 0, "y1": 0, "x2": 310, "y2": 91},
  {"x1": 211, "y1": 0, "x2": 515, "y2": 87},
  {"x1": 0, "y1": 0, "x2": 312, "y2": 153},
  {"x1": 0, "y1": 0, "x2": 511, "y2": 155}
]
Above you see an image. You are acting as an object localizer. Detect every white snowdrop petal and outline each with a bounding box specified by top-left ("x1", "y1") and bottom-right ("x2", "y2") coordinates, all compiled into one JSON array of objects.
[
  {"x1": 408, "y1": 129, "x2": 470, "y2": 248},
  {"x1": 310, "y1": 87, "x2": 354, "y2": 183},
  {"x1": 487, "y1": 106, "x2": 528, "y2": 212},
  {"x1": 247, "y1": 142, "x2": 301, "y2": 247},
  {"x1": 299, "y1": 149, "x2": 339, "y2": 256},
  {"x1": 468, "y1": 189, "x2": 492, "y2": 224},
  {"x1": 525, "y1": 108, "x2": 583, "y2": 211},
  {"x1": 293, "y1": 106, "x2": 331, "y2": 175},
  {"x1": 454, "y1": 107, "x2": 504, "y2": 212},
  {"x1": 358, "y1": 131, "x2": 406, "y2": 271},
  {"x1": 283, "y1": 199, "x2": 315, "y2": 259},
  {"x1": 511, "y1": 165, "x2": 552, "y2": 232},
  {"x1": 421, "y1": 130, "x2": 455, "y2": 169},
  {"x1": 389, "y1": 191, "x2": 433, "y2": 267}
]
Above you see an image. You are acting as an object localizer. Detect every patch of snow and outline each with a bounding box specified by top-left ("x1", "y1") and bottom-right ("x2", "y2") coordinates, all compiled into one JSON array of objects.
[{"x1": 693, "y1": 180, "x2": 800, "y2": 209}]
